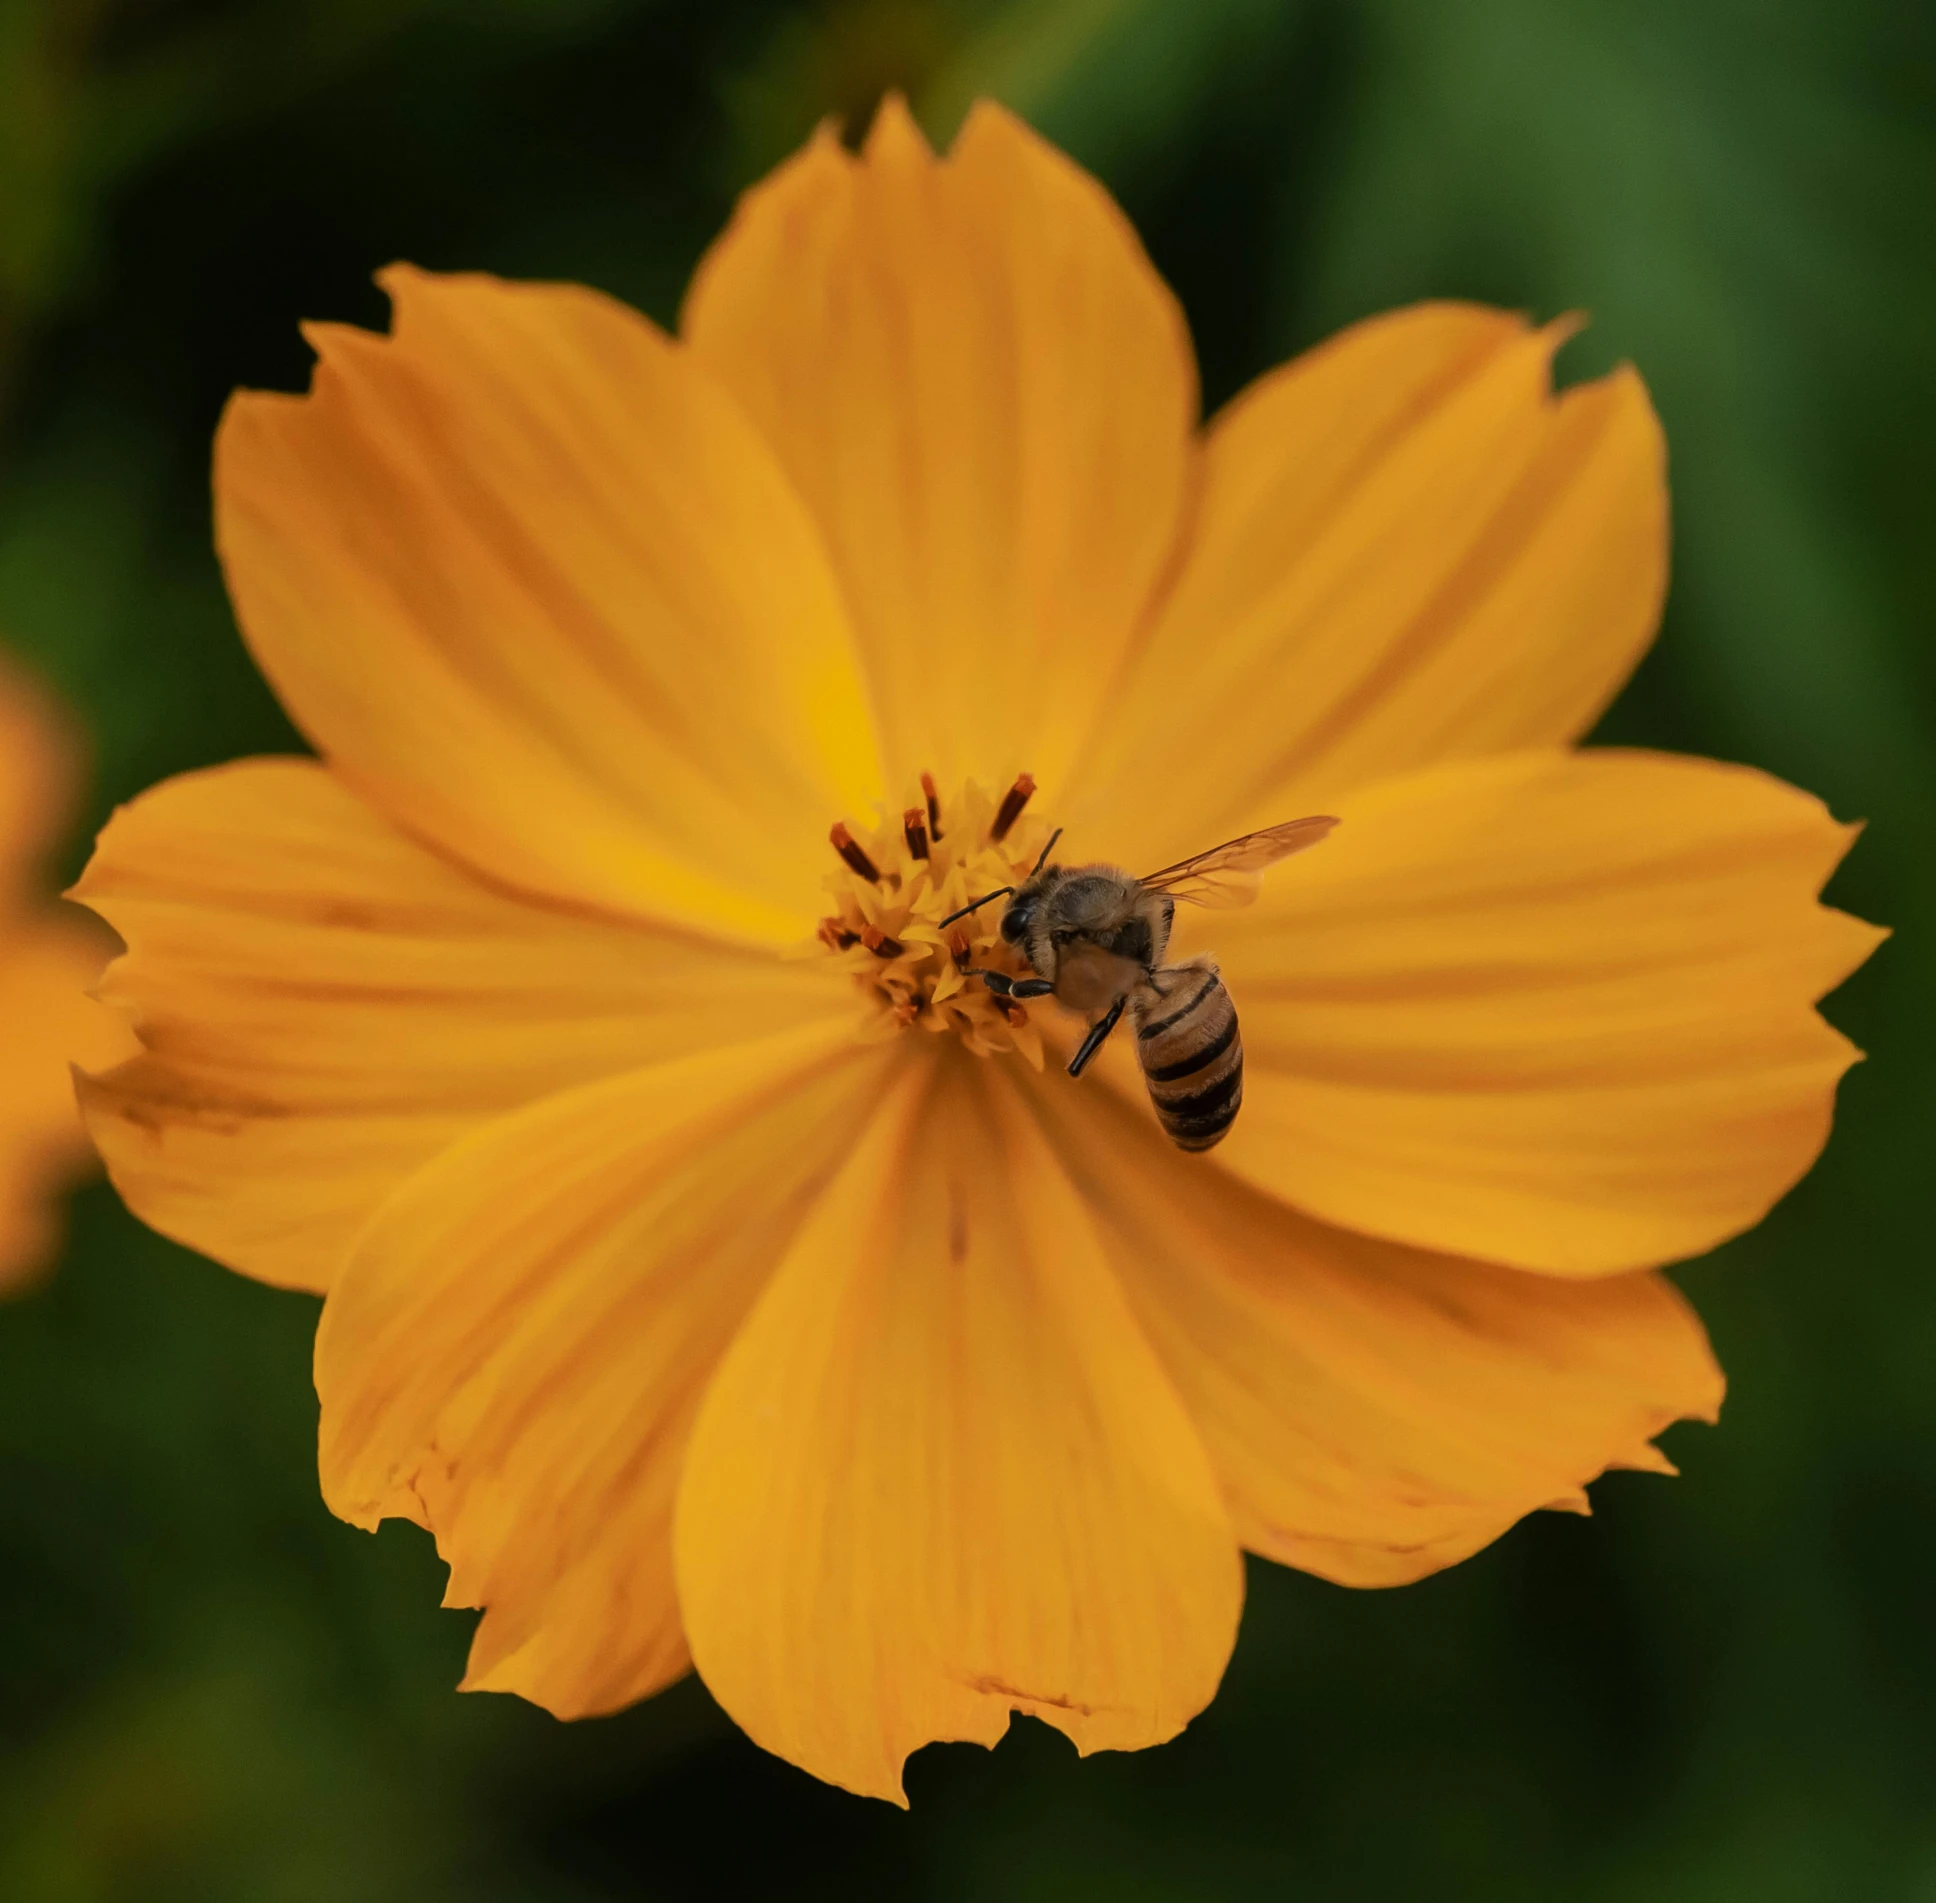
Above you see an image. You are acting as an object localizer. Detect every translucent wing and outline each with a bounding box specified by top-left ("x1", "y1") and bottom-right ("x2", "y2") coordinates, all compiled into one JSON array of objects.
[{"x1": 1140, "y1": 815, "x2": 1340, "y2": 909}]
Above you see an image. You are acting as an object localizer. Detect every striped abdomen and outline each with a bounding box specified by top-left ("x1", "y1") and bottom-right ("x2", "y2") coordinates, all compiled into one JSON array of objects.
[{"x1": 1133, "y1": 962, "x2": 1242, "y2": 1151}]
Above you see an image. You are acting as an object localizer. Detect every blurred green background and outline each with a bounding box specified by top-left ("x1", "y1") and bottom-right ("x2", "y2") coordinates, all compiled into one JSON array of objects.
[{"x1": 0, "y1": 0, "x2": 1931, "y2": 1896}]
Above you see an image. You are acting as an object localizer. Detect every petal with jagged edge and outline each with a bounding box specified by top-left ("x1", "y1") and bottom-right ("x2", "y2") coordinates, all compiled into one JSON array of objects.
[
  {"x1": 317, "y1": 1022, "x2": 886, "y2": 1718},
  {"x1": 1023, "y1": 1065, "x2": 1722, "y2": 1585},
  {"x1": 1068, "y1": 303, "x2": 1666, "y2": 869},
  {"x1": 684, "y1": 98, "x2": 1195, "y2": 799},
  {"x1": 216, "y1": 267, "x2": 883, "y2": 946},
  {"x1": 1184, "y1": 748, "x2": 1883, "y2": 1275},
  {"x1": 673, "y1": 1054, "x2": 1242, "y2": 1804},
  {"x1": 73, "y1": 759, "x2": 850, "y2": 1292}
]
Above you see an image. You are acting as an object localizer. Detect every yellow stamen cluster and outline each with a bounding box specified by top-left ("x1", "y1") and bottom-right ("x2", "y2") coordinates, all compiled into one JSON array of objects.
[{"x1": 812, "y1": 775, "x2": 1056, "y2": 1064}]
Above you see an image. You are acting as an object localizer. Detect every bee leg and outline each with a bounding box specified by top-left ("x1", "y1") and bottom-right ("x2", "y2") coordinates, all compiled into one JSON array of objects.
[
  {"x1": 1066, "y1": 995, "x2": 1127, "y2": 1079},
  {"x1": 964, "y1": 969, "x2": 1055, "y2": 1000}
]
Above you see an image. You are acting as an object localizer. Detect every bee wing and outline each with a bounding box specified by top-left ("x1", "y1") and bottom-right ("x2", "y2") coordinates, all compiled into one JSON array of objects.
[{"x1": 1140, "y1": 815, "x2": 1340, "y2": 909}]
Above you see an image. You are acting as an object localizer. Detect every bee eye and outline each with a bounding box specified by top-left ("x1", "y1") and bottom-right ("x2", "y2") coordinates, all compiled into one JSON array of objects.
[{"x1": 999, "y1": 906, "x2": 1029, "y2": 943}]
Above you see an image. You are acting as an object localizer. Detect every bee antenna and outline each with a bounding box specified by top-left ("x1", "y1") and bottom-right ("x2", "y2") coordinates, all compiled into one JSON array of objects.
[
  {"x1": 939, "y1": 887, "x2": 1013, "y2": 929},
  {"x1": 1029, "y1": 828, "x2": 1063, "y2": 878}
]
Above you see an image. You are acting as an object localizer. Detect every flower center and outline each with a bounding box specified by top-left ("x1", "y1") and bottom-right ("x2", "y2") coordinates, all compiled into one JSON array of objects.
[{"x1": 814, "y1": 773, "x2": 1056, "y2": 1065}]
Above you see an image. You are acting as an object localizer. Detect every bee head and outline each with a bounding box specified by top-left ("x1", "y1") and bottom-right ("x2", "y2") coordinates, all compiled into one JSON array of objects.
[{"x1": 1000, "y1": 865, "x2": 1062, "y2": 945}]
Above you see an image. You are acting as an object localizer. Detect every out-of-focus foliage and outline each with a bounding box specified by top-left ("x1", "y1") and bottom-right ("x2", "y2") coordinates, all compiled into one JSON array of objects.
[
  {"x1": 0, "y1": 0, "x2": 1930, "y2": 1895},
  {"x1": 0, "y1": 0, "x2": 461, "y2": 402}
]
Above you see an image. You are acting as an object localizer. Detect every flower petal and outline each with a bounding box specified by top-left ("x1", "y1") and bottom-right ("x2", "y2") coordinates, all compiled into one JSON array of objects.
[
  {"x1": 683, "y1": 98, "x2": 1195, "y2": 795},
  {"x1": 1068, "y1": 304, "x2": 1665, "y2": 866},
  {"x1": 0, "y1": 651, "x2": 75, "y2": 883},
  {"x1": 1024, "y1": 1067, "x2": 1722, "y2": 1585},
  {"x1": 0, "y1": 654, "x2": 135, "y2": 1287},
  {"x1": 673, "y1": 1053, "x2": 1242, "y2": 1805},
  {"x1": 0, "y1": 915, "x2": 134, "y2": 1287},
  {"x1": 73, "y1": 759, "x2": 846, "y2": 1292},
  {"x1": 217, "y1": 266, "x2": 883, "y2": 945},
  {"x1": 1199, "y1": 748, "x2": 1883, "y2": 1274},
  {"x1": 317, "y1": 1023, "x2": 884, "y2": 1720}
]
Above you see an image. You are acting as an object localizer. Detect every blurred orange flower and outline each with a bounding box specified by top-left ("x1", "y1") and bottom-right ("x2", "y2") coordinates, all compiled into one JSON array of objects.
[
  {"x1": 73, "y1": 100, "x2": 1878, "y2": 1801},
  {"x1": 0, "y1": 656, "x2": 134, "y2": 1288}
]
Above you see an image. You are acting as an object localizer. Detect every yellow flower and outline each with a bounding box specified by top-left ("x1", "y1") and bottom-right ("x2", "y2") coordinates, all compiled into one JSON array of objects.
[
  {"x1": 73, "y1": 100, "x2": 1878, "y2": 1802},
  {"x1": 0, "y1": 654, "x2": 134, "y2": 1289}
]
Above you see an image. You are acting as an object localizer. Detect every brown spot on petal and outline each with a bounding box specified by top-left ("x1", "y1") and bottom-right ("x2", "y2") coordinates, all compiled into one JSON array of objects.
[{"x1": 963, "y1": 1674, "x2": 1098, "y2": 1716}]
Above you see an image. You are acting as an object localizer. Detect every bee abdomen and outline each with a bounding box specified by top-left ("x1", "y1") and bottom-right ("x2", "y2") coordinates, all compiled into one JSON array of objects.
[{"x1": 1134, "y1": 966, "x2": 1243, "y2": 1152}]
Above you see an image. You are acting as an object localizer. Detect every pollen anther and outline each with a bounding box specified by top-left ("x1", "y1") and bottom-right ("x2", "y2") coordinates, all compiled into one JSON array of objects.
[
  {"x1": 830, "y1": 822, "x2": 882, "y2": 882},
  {"x1": 990, "y1": 773, "x2": 1036, "y2": 842},
  {"x1": 814, "y1": 775, "x2": 1052, "y2": 1066}
]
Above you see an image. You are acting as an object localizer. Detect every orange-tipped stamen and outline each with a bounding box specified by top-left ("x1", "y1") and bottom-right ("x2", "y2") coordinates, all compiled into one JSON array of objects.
[
  {"x1": 817, "y1": 776, "x2": 1054, "y2": 1060},
  {"x1": 990, "y1": 772, "x2": 1036, "y2": 842},
  {"x1": 830, "y1": 822, "x2": 881, "y2": 882}
]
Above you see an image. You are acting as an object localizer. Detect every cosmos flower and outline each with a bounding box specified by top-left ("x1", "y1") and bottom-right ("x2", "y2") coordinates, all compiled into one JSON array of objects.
[
  {"x1": 73, "y1": 100, "x2": 1878, "y2": 1802},
  {"x1": 0, "y1": 653, "x2": 133, "y2": 1288}
]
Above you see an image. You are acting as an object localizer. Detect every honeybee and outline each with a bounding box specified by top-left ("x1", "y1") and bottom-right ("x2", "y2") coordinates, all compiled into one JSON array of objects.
[{"x1": 944, "y1": 815, "x2": 1338, "y2": 1151}]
